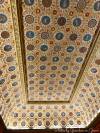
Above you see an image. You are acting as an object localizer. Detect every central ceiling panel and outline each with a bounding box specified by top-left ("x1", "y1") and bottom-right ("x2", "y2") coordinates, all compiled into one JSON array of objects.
[
  {"x1": 19, "y1": 0, "x2": 99, "y2": 102},
  {"x1": 0, "y1": 0, "x2": 100, "y2": 129}
]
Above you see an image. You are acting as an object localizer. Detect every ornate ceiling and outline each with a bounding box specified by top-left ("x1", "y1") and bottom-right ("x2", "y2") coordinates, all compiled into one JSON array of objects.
[{"x1": 0, "y1": 0, "x2": 100, "y2": 129}]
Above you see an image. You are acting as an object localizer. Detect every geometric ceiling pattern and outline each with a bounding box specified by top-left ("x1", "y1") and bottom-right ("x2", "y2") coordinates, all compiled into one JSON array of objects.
[
  {"x1": 22, "y1": 0, "x2": 99, "y2": 102},
  {"x1": 0, "y1": 0, "x2": 100, "y2": 129}
]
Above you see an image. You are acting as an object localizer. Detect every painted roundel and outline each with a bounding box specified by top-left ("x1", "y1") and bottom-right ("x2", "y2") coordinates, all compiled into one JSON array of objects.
[
  {"x1": 24, "y1": 0, "x2": 34, "y2": 6},
  {"x1": 40, "y1": 44, "x2": 48, "y2": 51},
  {"x1": 25, "y1": 15, "x2": 34, "y2": 24},
  {"x1": 1, "y1": 31, "x2": 10, "y2": 39},
  {"x1": 42, "y1": 0, "x2": 52, "y2": 8},
  {"x1": 41, "y1": 32, "x2": 49, "y2": 39},
  {"x1": 26, "y1": 31, "x2": 35, "y2": 38},
  {"x1": 64, "y1": 56, "x2": 71, "y2": 62},
  {"x1": 69, "y1": 33, "x2": 77, "y2": 41},
  {"x1": 8, "y1": 66, "x2": 16, "y2": 71},
  {"x1": 6, "y1": 56, "x2": 14, "y2": 62},
  {"x1": 94, "y1": 1, "x2": 100, "y2": 11},
  {"x1": 73, "y1": 18, "x2": 81, "y2": 27},
  {"x1": 27, "y1": 55, "x2": 34, "y2": 61},
  {"x1": 60, "y1": 0, "x2": 70, "y2": 9},
  {"x1": 27, "y1": 44, "x2": 34, "y2": 50},
  {"x1": 57, "y1": 17, "x2": 66, "y2": 26},
  {"x1": 62, "y1": 65, "x2": 68, "y2": 70},
  {"x1": 55, "y1": 32, "x2": 64, "y2": 40},
  {"x1": 50, "y1": 74, "x2": 56, "y2": 78},
  {"x1": 54, "y1": 45, "x2": 61, "y2": 52},
  {"x1": 52, "y1": 56, "x2": 59, "y2": 62},
  {"x1": 76, "y1": 57, "x2": 83, "y2": 63},
  {"x1": 40, "y1": 56, "x2": 47, "y2": 61},
  {"x1": 40, "y1": 65, "x2": 46, "y2": 70},
  {"x1": 41, "y1": 16, "x2": 50, "y2": 25},
  {"x1": 67, "y1": 46, "x2": 74, "y2": 52},
  {"x1": 77, "y1": 0, "x2": 87, "y2": 11},
  {"x1": 0, "y1": 14, "x2": 7, "y2": 23},
  {"x1": 83, "y1": 34, "x2": 92, "y2": 41},
  {"x1": 4, "y1": 45, "x2": 12, "y2": 52},
  {"x1": 91, "y1": 68, "x2": 97, "y2": 73},
  {"x1": 79, "y1": 47, "x2": 87, "y2": 53},
  {"x1": 88, "y1": 19, "x2": 97, "y2": 28}
]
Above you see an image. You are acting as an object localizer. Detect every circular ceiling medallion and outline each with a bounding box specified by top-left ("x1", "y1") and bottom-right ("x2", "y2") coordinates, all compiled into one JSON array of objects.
[
  {"x1": 8, "y1": 66, "x2": 16, "y2": 71},
  {"x1": 88, "y1": 19, "x2": 97, "y2": 28},
  {"x1": 27, "y1": 55, "x2": 34, "y2": 61},
  {"x1": 67, "y1": 46, "x2": 74, "y2": 52},
  {"x1": 79, "y1": 47, "x2": 87, "y2": 53},
  {"x1": 41, "y1": 32, "x2": 49, "y2": 39},
  {"x1": 0, "y1": 14, "x2": 7, "y2": 23},
  {"x1": 26, "y1": 31, "x2": 35, "y2": 38},
  {"x1": 54, "y1": 45, "x2": 61, "y2": 52},
  {"x1": 94, "y1": 1, "x2": 100, "y2": 11},
  {"x1": 40, "y1": 56, "x2": 47, "y2": 61},
  {"x1": 4, "y1": 45, "x2": 12, "y2": 52},
  {"x1": 91, "y1": 68, "x2": 97, "y2": 73},
  {"x1": 55, "y1": 32, "x2": 64, "y2": 40},
  {"x1": 69, "y1": 120, "x2": 73, "y2": 125},
  {"x1": 29, "y1": 73, "x2": 34, "y2": 78},
  {"x1": 69, "y1": 33, "x2": 77, "y2": 41},
  {"x1": 40, "y1": 44, "x2": 48, "y2": 51},
  {"x1": 73, "y1": 17, "x2": 81, "y2": 27},
  {"x1": 11, "y1": 74, "x2": 16, "y2": 79},
  {"x1": 62, "y1": 65, "x2": 68, "y2": 70},
  {"x1": 50, "y1": 74, "x2": 56, "y2": 78},
  {"x1": 60, "y1": 0, "x2": 70, "y2": 9},
  {"x1": 52, "y1": 56, "x2": 59, "y2": 62},
  {"x1": 40, "y1": 65, "x2": 46, "y2": 70},
  {"x1": 57, "y1": 17, "x2": 66, "y2": 26},
  {"x1": 51, "y1": 66, "x2": 57, "y2": 70},
  {"x1": 25, "y1": 15, "x2": 34, "y2": 24},
  {"x1": 1, "y1": 31, "x2": 10, "y2": 39},
  {"x1": 41, "y1": 16, "x2": 50, "y2": 25},
  {"x1": 42, "y1": 0, "x2": 52, "y2": 8},
  {"x1": 83, "y1": 34, "x2": 91, "y2": 41},
  {"x1": 24, "y1": 0, "x2": 34, "y2": 6},
  {"x1": 6, "y1": 56, "x2": 14, "y2": 62},
  {"x1": 76, "y1": 57, "x2": 83, "y2": 63},
  {"x1": 77, "y1": 0, "x2": 87, "y2": 11},
  {"x1": 64, "y1": 57, "x2": 71, "y2": 62},
  {"x1": 27, "y1": 44, "x2": 34, "y2": 50}
]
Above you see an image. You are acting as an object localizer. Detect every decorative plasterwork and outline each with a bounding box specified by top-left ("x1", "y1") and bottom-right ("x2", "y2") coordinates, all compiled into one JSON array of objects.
[
  {"x1": 0, "y1": 0, "x2": 100, "y2": 129},
  {"x1": 20, "y1": 0, "x2": 100, "y2": 102}
]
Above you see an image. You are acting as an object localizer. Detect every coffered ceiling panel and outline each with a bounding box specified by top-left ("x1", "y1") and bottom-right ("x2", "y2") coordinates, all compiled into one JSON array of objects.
[
  {"x1": 0, "y1": 0, "x2": 100, "y2": 129},
  {"x1": 21, "y1": 0, "x2": 99, "y2": 102}
]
